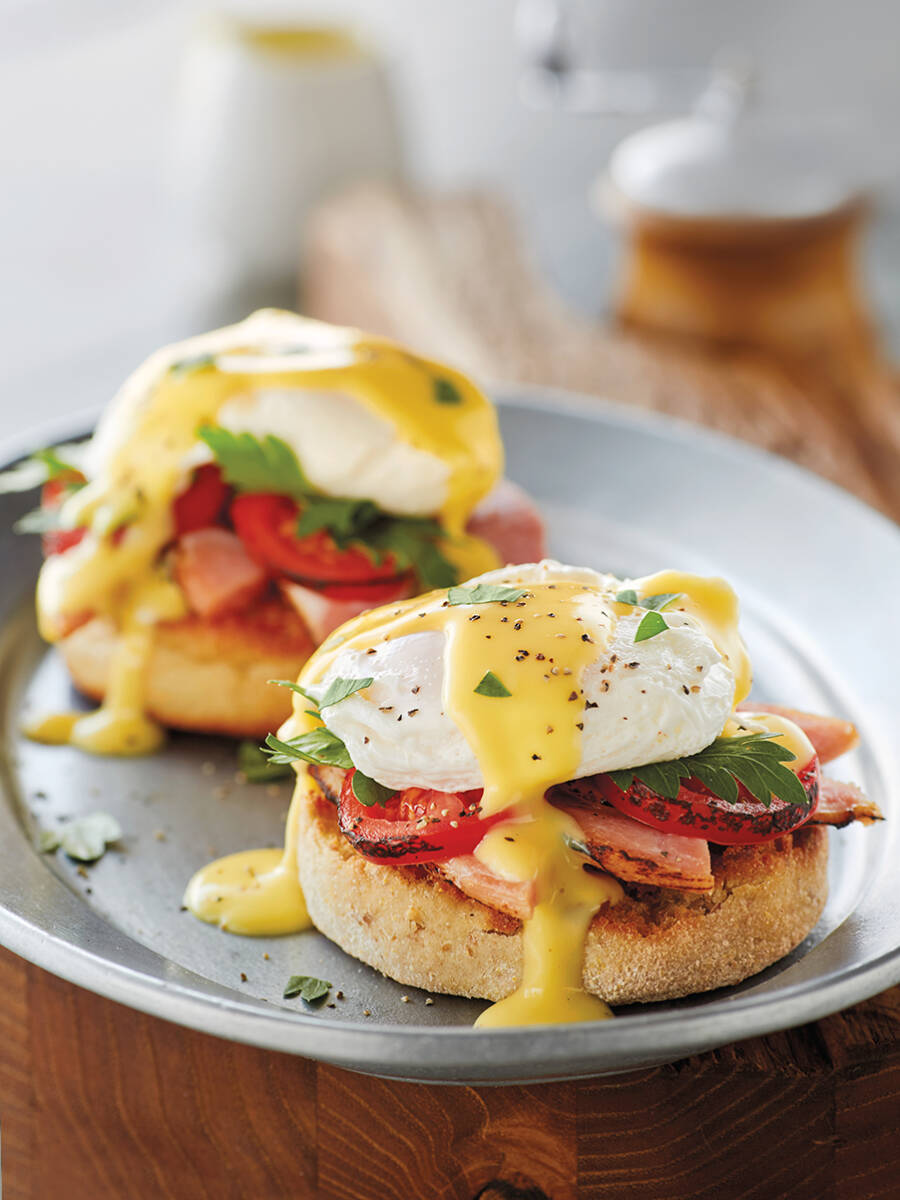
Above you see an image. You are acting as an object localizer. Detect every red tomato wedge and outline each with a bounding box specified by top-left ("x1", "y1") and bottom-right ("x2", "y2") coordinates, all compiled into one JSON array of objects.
[
  {"x1": 337, "y1": 770, "x2": 509, "y2": 864},
  {"x1": 173, "y1": 528, "x2": 269, "y2": 618},
  {"x1": 230, "y1": 493, "x2": 402, "y2": 585},
  {"x1": 584, "y1": 757, "x2": 820, "y2": 845},
  {"x1": 40, "y1": 474, "x2": 87, "y2": 557},
  {"x1": 173, "y1": 463, "x2": 229, "y2": 534}
]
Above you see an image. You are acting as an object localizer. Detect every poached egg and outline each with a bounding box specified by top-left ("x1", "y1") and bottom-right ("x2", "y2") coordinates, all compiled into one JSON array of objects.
[{"x1": 308, "y1": 561, "x2": 742, "y2": 792}]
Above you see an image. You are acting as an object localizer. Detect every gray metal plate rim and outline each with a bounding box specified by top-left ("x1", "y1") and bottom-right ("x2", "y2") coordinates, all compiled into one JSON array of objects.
[{"x1": 1, "y1": 387, "x2": 898, "y2": 1083}]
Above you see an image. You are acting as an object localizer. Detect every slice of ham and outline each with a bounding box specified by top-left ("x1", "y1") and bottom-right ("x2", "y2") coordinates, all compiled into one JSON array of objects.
[
  {"x1": 737, "y1": 702, "x2": 858, "y2": 764},
  {"x1": 811, "y1": 776, "x2": 883, "y2": 827},
  {"x1": 440, "y1": 803, "x2": 714, "y2": 920},
  {"x1": 174, "y1": 529, "x2": 268, "y2": 619},
  {"x1": 554, "y1": 800, "x2": 714, "y2": 892},
  {"x1": 437, "y1": 855, "x2": 535, "y2": 921},
  {"x1": 280, "y1": 577, "x2": 412, "y2": 644},
  {"x1": 466, "y1": 479, "x2": 546, "y2": 566}
]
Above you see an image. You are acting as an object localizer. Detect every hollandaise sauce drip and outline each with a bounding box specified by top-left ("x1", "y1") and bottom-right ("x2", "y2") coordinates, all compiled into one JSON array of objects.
[{"x1": 30, "y1": 311, "x2": 503, "y2": 755}]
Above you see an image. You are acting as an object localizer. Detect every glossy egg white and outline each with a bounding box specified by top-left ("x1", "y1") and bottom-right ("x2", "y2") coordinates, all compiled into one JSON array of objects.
[
  {"x1": 83, "y1": 308, "x2": 449, "y2": 518},
  {"x1": 313, "y1": 561, "x2": 737, "y2": 792}
]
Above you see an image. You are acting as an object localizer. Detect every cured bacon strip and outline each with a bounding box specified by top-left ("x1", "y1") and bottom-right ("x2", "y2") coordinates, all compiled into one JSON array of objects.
[
  {"x1": 437, "y1": 855, "x2": 535, "y2": 921},
  {"x1": 174, "y1": 529, "x2": 268, "y2": 619},
  {"x1": 737, "y1": 703, "x2": 858, "y2": 764},
  {"x1": 280, "y1": 577, "x2": 412, "y2": 643},
  {"x1": 466, "y1": 479, "x2": 546, "y2": 566},
  {"x1": 810, "y1": 776, "x2": 883, "y2": 827},
  {"x1": 554, "y1": 800, "x2": 714, "y2": 892}
]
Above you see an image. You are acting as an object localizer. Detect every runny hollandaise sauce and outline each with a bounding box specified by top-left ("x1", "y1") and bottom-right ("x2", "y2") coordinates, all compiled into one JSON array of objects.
[
  {"x1": 30, "y1": 311, "x2": 503, "y2": 755},
  {"x1": 187, "y1": 568, "x2": 759, "y2": 1027}
]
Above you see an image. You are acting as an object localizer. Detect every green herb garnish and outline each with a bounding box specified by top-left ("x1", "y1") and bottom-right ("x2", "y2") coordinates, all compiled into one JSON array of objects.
[
  {"x1": 237, "y1": 739, "x2": 293, "y2": 783},
  {"x1": 615, "y1": 588, "x2": 638, "y2": 606},
  {"x1": 563, "y1": 832, "x2": 591, "y2": 858},
  {"x1": 634, "y1": 611, "x2": 669, "y2": 642},
  {"x1": 474, "y1": 670, "x2": 512, "y2": 698},
  {"x1": 608, "y1": 732, "x2": 809, "y2": 810},
  {"x1": 433, "y1": 377, "x2": 463, "y2": 405},
  {"x1": 283, "y1": 975, "x2": 332, "y2": 1003},
  {"x1": 14, "y1": 507, "x2": 63, "y2": 535},
  {"x1": 366, "y1": 516, "x2": 456, "y2": 590},
  {"x1": 0, "y1": 445, "x2": 85, "y2": 495},
  {"x1": 294, "y1": 495, "x2": 381, "y2": 543},
  {"x1": 38, "y1": 812, "x2": 122, "y2": 863},
  {"x1": 642, "y1": 592, "x2": 681, "y2": 611},
  {"x1": 198, "y1": 427, "x2": 457, "y2": 588},
  {"x1": 270, "y1": 676, "x2": 372, "y2": 710},
  {"x1": 171, "y1": 352, "x2": 217, "y2": 376},
  {"x1": 351, "y1": 772, "x2": 398, "y2": 807},
  {"x1": 197, "y1": 427, "x2": 311, "y2": 498},
  {"x1": 616, "y1": 589, "x2": 681, "y2": 612},
  {"x1": 317, "y1": 677, "x2": 373, "y2": 709},
  {"x1": 447, "y1": 584, "x2": 527, "y2": 606},
  {"x1": 263, "y1": 729, "x2": 353, "y2": 770}
]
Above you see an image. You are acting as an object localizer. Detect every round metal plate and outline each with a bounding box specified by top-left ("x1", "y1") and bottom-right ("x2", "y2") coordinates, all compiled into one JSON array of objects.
[{"x1": 0, "y1": 389, "x2": 897, "y2": 1084}]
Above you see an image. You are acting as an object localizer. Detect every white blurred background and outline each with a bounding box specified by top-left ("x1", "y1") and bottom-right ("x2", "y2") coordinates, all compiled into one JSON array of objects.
[{"x1": 3, "y1": 0, "x2": 900, "y2": 438}]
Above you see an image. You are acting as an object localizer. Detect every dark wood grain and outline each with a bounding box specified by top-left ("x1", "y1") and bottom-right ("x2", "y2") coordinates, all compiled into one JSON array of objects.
[
  {"x1": 20, "y1": 953, "x2": 318, "y2": 1199},
  {"x1": 317, "y1": 1067, "x2": 576, "y2": 1200},
  {"x1": 2, "y1": 949, "x2": 900, "y2": 1198},
  {"x1": 0, "y1": 946, "x2": 31, "y2": 1200}
]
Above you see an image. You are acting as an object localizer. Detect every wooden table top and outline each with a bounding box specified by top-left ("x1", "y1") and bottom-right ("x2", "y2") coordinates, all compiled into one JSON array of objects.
[{"x1": 3, "y1": 184, "x2": 899, "y2": 1199}]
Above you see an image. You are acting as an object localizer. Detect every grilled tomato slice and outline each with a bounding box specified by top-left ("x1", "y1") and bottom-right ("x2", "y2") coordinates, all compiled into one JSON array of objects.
[
  {"x1": 231, "y1": 493, "x2": 402, "y2": 585},
  {"x1": 337, "y1": 770, "x2": 509, "y2": 864},
  {"x1": 592, "y1": 757, "x2": 820, "y2": 845}
]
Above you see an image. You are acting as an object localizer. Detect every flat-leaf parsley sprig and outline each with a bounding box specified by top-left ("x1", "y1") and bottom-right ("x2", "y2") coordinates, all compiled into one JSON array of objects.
[
  {"x1": 263, "y1": 677, "x2": 397, "y2": 808},
  {"x1": 608, "y1": 732, "x2": 809, "y2": 809},
  {"x1": 197, "y1": 426, "x2": 457, "y2": 588}
]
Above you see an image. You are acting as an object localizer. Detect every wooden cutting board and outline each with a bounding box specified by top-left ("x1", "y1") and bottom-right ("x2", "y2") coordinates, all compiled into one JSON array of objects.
[{"x1": 2, "y1": 185, "x2": 898, "y2": 1199}]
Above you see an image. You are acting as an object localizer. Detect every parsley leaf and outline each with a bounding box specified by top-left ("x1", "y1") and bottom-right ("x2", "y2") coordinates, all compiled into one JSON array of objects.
[
  {"x1": 283, "y1": 975, "x2": 332, "y2": 1003},
  {"x1": 474, "y1": 670, "x2": 512, "y2": 698},
  {"x1": 366, "y1": 517, "x2": 457, "y2": 589},
  {"x1": 317, "y1": 677, "x2": 373, "y2": 709},
  {"x1": 263, "y1": 729, "x2": 353, "y2": 770},
  {"x1": 269, "y1": 676, "x2": 372, "y2": 709},
  {"x1": 14, "y1": 507, "x2": 63, "y2": 535},
  {"x1": 171, "y1": 352, "x2": 217, "y2": 376},
  {"x1": 641, "y1": 592, "x2": 682, "y2": 612},
  {"x1": 0, "y1": 445, "x2": 85, "y2": 495},
  {"x1": 351, "y1": 772, "x2": 398, "y2": 808},
  {"x1": 237, "y1": 739, "x2": 293, "y2": 783},
  {"x1": 616, "y1": 589, "x2": 681, "y2": 612},
  {"x1": 269, "y1": 678, "x2": 315, "y2": 700},
  {"x1": 197, "y1": 426, "x2": 311, "y2": 498},
  {"x1": 434, "y1": 377, "x2": 463, "y2": 405},
  {"x1": 634, "y1": 611, "x2": 669, "y2": 642},
  {"x1": 295, "y1": 495, "x2": 381, "y2": 545},
  {"x1": 447, "y1": 584, "x2": 527, "y2": 606},
  {"x1": 199, "y1": 427, "x2": 458, "y2": 588},
  {"x1": 39, "y1": 812, "x2": 122, "y2": 862},
  {"x1": 607, "y1": 732, "x2": 808, "y2": 811}
]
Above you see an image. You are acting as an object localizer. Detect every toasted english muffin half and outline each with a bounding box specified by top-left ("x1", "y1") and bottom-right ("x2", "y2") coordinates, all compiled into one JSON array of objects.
[
  {"x1": 295, "y1": 779, "x2": 828, "y2": 1006},
  {"x1": 59, "y1": 600, "x2": 313, "y2": 739}
]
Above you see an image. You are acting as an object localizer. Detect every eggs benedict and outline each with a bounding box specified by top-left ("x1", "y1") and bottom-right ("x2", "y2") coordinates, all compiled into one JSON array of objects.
[
  {"x1": 4, "y1": 310, "x2": 544, "y2": 754},
  {"x1": 185, "y1": 560, "x2": 880, "y2": 1024}
]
